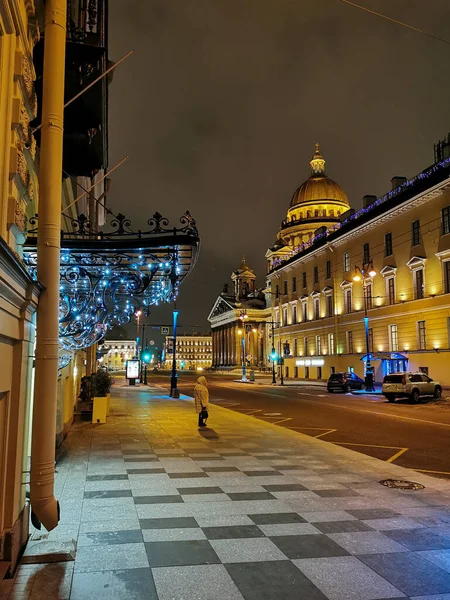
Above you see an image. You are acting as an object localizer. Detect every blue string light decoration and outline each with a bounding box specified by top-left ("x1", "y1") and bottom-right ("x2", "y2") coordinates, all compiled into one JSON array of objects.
[{"x1": 23, "y1": 211, "x2": 199, "y2": 349}]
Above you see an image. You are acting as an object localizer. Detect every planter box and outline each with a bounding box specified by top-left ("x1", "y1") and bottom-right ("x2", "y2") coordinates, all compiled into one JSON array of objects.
[
  {"x1": 92, "y1": 396, "x2": 107, "y2": 424},
  {"x1": 106, "y1": 392, "x2": 111, "y2": 416}
]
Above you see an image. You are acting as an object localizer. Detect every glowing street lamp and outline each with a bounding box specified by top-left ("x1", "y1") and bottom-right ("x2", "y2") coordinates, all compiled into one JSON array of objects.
[{"x1": 352, "y1": 261, "x2": 377, "y2": 380}]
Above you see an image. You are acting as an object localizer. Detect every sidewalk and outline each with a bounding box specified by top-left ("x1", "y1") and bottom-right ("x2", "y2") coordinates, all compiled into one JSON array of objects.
[{"x1": 3, "y1": 385, "x2": 450, "y2": 599}]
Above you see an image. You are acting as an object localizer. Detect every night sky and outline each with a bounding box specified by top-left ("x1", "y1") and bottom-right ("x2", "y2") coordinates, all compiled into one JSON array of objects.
[{"x1": 107, "y1": 0, "x2": 450, "y2": 338}]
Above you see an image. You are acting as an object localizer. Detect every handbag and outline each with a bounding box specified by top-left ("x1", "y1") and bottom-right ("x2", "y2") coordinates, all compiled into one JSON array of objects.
[{"x1": 200, "y1": 406, "x2": 209, "y2": 421}]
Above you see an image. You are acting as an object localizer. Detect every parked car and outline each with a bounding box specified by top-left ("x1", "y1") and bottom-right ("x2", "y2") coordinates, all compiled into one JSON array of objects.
[
  {"x1": 327, "y1": 372, "x2": 365, "y2": 393},
  {"x1": 382, "y1": 372, "x2": 441, "y2": 403}
]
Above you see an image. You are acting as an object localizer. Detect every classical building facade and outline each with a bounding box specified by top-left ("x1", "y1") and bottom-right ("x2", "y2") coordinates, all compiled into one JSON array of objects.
[
  {"x1": 100, "y1": 340, "x2": 137, "y2": 370},
  {"x1": 208, "y1": 259, "x2": 270, "y2": 369},
  {"x1": 266, "y1": 139, "x2": 450, "y2": 385},
  {"x1": 164, "y1": 334, "x2": 212, "y2": 370}
]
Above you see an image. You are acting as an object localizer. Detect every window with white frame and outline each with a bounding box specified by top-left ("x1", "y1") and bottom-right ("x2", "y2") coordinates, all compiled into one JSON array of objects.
[
  {"x1": 365, "y1": 282, "x2": 373, "y2": 310},
  {"x1": 443, "y1": 206, "x2": 450, "y2": 235},
  {"x1": 328, "y1": 332, "x2": 335, "y2": 355},
  {"x1": 345, "y1": 289, "x2": 352, "y2": 313},
  {"x1": 327, "y1": 294, "x2": 333, "y2": 317},
  {"x1": 292, "y1": 304, "x2": 297, "y2": 324},
  {"x1": 313, "y1": 297, "x2": 320, "y2": 320},
  {"x1": 304, "y1": 337, "x2": 309, "y2": 355},
  {"x1": 444, "y1": 260, "x2": 450, "y2": 294},
  {"x1": 302, "y1": 300, "x2": 308, "y2": 321},
  {"x1": 417, "y1": 320, "x2": 426, "y2": 350},
  {"x1": 294, "y1": 338, "x2": 298, "y2": 356},
  {"x1": 389, "y1": 324, "x2": 398, "y2": 352},
  {"x1": 316, "y1": 335, "x2": 321, "y2": 355},
  {"x1": 387, "y1": 277, "x2": 395, "y2": 305},
  {"x1": 283, "y1": 307, "x2": 288, "y2": 325},
  {"x1": 414, "y1": 268, "x2": 424, "y2": 299}
]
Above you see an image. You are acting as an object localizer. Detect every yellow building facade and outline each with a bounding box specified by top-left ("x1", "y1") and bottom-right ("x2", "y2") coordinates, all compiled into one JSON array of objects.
[
  {"x1": 164, "y1": 334, "x2": 212, "y2": 371},
  {"x1": 267, "y1": 141, "x2": 450, "y2": 386}
]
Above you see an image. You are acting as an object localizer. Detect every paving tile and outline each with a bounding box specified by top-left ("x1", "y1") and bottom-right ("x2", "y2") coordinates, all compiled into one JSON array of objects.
[
  {"x1": 144, "y1": 540, "x2": 220, "y2": 567},
  {"x1": 384, "y1": 529, "x2": 450, "y2": 551},
  {"x1": 182, "y1": 493, "x2": 231, "y2": 503},
  {"x1": 417, "y1": 549, "x2": 450, "y2": 573},
  {"x1": 133, "y1": 495, "x2": 184, "y2": 505},
  {"x1": 294, "y1": 556, "x2": 405, "y2": 600},
  {"x1": 77, "y1": 529, "x2": 143, "y2": 547},
  {"x1": 202, "y1": 525, "x2": 265, "y2": 540},
  {"x1": 85, "y1": 474, "x2": 129, "y2": 481},
  {"x1": 301, "y1": 511, "x2": 358, "y2": 523},
  {"x1": 196, "y1": 515, "x2": 254, "y2": 528},
  {"x1": 167, "y1": 472, "x2": 207, "y2": 479},
  {"x1": 142, "y1": 528, "x2": 207, "y2": 542},
  {"x1": 152, "y1": 564, "x2": 244, "y2": 600},
  {"x1": 227, "y1": 492, "x2": 275, "y2": 501},
  {"x1": 258, "y1": 523, "x2": 321, "y2": 536},
  {"x1": 203, "y1": 466, "x2": 240, "y2": 473},
  {"x1": 314, "y1": 489, "x2": 360, "y2": 498},
  {"x1": 122, "y1": 449, "x2": 155, "y2": 455},
  {"x1": 243, "y1": 471, "x2": 281, "y2": 477},
  {"x1": 126, "y1": 468, "x2": 166, "y2": 475},
  {"x1": 139, "y1": 517, "x2": 199, "y2": 530},
  {"x1": 364, "y1": 517, "x2": 427, "y2": 531},
  {"x1": 262, "y1": 483, "x2": 307, "y2": 492},
  {"x1": 347, "y1": 509, "x2": 401, "y2": 520},
  {"x1": 328, "y1": 531, "x2": 409, "y2": 554},
  {"x1": 270, "y1": 534, "x2": 350, "y2": 559},
  {"x1": 225, "y1": 560, "x2": 327, "y2": 600},
  {"x1": 70, "y1": 567, "x2": 158, "y2": 599},
  {"x1": 248, "y1": 512, "x2": 306, "y2": 525},
  {"x1": 314, "y1": 520, "x2": 374, "y2": 534},
  {"x1": 83, "y1": 490, "x2": 132, "y2": 499},
  {"x1": 210, "y1": 538, "x2": 287, "y2": 563},
  {"x1": 177, "y1": 486, "x2": 223, "y2": 495},
  {"x1": 359, "y1": 552, "x2": 450, "y2": 596},
  {"x1": 75, "y1": 543, "x2": 149, "y2": 573},
  {"x1": 80, "y1": 517, "x2": 141, "y2": 533}
]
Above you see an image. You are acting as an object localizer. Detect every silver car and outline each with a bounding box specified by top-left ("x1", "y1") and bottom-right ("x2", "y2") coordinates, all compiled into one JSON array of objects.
[{"x1": 382, "y1": 372, "x2": 441, "y2": 403}]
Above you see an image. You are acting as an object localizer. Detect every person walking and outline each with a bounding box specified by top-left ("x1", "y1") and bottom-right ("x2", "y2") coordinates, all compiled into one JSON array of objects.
[{"x1": 194, "y1": 375, "x2": 209, "y2": 427}]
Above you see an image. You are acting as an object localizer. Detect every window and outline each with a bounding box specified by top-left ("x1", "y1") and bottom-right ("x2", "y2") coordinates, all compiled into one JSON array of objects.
[
  {"x1": 294, "y1": 338, "x2": 298, "y2": 356},
  {"x1": 302, "y1": 272, "x2": 307, "y2": 288},
  {"x1": 304, "y1": 337, "x2": 309, "y2": 356},
  {"x1": 417, "y1": 320, "x2": 426, "y2": 350},
  {"x1": 283, "y1": 280, "x2": 288, "y2": 295},
  {"x1": 327, "y1": 294, "x2": 333, "y2": 318},
  {"x1": 317, "y1": 366, "x2": 322, "y2": 380},
  {"x1": 294, "y1": 366, "x2": 298, "y2": 378},
  {"x1": 292, "y1": 276, "x2": 297, "y2": 292},
  {"x1": 314, "y1": 266, "x2": 319, "y2": 284},
  {"x1": 302, "y1": 302, "x2": 308, "y2": 321},
  {"x1": 387, "y1": 277, "x2": 395, "y2": 305},
  {"x1": 389, "y1": 324, "x2": 398, "y2": 352},
  {"x1": 414, "y1": 268, "x2": 424, "y2": 299},
  {"x1": 445, "y1": 261, "x2": 450, "y2": 294},
  {"x1": 363, "y1": 243, "x2": 370, "y2": 265},
  {"x1": 328, "y1": 333, "x2": 335, "y2": 355},
  {"x1": 305, "y1": 366, "x2": 309, "y2": 379},
  {"x1": 419, "y1": 366, "x2": 429, "y2": 376},
  {"x1": 365, "y1": 282, "x2": 373, "y2": 310},
  {"x1": 285, "y1": 366, "x2": 289, "y2": 378},
  {"x1": 275, "y1": 284, "x2": 279, "y2": 299},
  {"x1": 314, "y1": 297, "x2": 320, "y2": 320},
  {"x1": 385, "y1": 232, "x2": 393, "y2": 257},
  {"x1": 316, "y1": 335, "x2": 321, "y2": 355},
  {"x1": 282, "y1": 307, "x2": 288, "y2": 325},
  {"x1": 326, "y1": 260, "x2": 331, "y2": 280},
  {"x1": 443, "y1": 206, "x2": 450, "y2": 235},
  {"x1": 347, "y1": 331, "x2": 354, "y2": 354},
  {"x1": 412, "y1": 220, "x2": 421, "y2": 246},
  {"x1": 368, "y1": 328, "x2": 373, "y2": 353},
  {"x1": 343, "y1": 251, "x2": 350, "y2": 273},
  {"x1": 345, "y1": 289, "x2": 352, "y2": 314},
  {"x1": 292, "y1": 304, "x2": 297, "y2": 324}
]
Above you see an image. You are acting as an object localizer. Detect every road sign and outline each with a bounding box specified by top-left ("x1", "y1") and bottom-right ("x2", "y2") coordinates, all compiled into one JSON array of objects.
[
  {"x1": 161, "y1": 326, "x2": 169, "y2": 335},
  {"x1": 149, "y1": 340, "x2": 155, "y2": 346}
]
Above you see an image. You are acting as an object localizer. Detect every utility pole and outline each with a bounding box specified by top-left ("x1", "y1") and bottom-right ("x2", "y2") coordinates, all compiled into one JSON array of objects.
[{"x1": 30, "y1": 0, "x2": 66, "y2": 532}]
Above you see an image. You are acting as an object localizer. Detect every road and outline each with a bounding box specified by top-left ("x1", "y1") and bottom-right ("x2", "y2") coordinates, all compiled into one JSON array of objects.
[{"x1": 124, "y1": 371, "x2": 450, "y2": 479}]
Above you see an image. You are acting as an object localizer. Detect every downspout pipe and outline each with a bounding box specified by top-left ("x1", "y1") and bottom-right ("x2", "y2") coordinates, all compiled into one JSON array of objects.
[{"x1": 30, "y1": 0, "x2": 66, "y2": 531}]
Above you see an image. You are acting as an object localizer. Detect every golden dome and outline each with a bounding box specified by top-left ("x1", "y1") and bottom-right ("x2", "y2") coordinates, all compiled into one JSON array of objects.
[{"x1": 290, "y1": 143, "x2": 349, "y2": 207}]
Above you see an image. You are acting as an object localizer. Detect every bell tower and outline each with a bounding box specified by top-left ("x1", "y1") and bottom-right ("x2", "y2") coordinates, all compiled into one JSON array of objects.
[{"x1": 231, "y1": 256, "x2": 256, "y2": 300}]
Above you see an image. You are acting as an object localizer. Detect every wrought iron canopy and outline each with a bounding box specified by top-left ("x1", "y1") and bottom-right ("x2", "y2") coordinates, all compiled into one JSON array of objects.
[{"x1": 23, "y1": 211, "x2": 199, "y2": 350}]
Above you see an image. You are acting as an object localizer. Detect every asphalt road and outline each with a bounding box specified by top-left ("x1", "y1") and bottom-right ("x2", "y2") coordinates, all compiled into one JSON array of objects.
[{"x1": 131, "y1": 371, "x2": 450, "y2": 479}]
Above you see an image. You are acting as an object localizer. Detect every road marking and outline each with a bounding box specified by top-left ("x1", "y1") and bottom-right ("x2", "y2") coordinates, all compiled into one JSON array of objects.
[
  {"x1": 316, "y1": 394, "x2": 327, "y2": 397},
  {"x1": 386, "y1": 447, "x2": 409, "y2": 463},
  {"x1": 295, "y1": 395, "x2": 450, "y2": 429},
  {"x1": 263, "y1": 412, "x2": 282, "y2": 416},
  {"x1": 415, "y1": 469, "x2": 450, "y2": 476},
  {"x1": 272, "y1": 418, "x2": 293, "y2": 425},
  {"x1": 238, "y1": 409, "x2": 262, "y2": 415},
  {"x1": 315, "y1": 429, "x2": 337, "y2": 439},
  {"x1": 297, "y1": 392, "x2": 311, "y2": 396},
  {"x1": 331, "y1": 441, "x2": 409, "y2": 464}
]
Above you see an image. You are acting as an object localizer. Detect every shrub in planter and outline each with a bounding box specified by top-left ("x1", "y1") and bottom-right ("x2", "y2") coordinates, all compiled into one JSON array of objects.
[{"x1": 92, "y1": 370, "x2": 114, "y2": 397}]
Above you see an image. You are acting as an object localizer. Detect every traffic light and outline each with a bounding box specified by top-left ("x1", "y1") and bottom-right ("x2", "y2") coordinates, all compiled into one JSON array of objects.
[
  {"x1": 283, "y1": 342, "x2": 290, "y2": 357},
  {"x1": 141, "y1": 349, "x2": 151, "y2": 364},
  {"x1": 270, "y1": 348, "x2": 278, "y2": 362}
]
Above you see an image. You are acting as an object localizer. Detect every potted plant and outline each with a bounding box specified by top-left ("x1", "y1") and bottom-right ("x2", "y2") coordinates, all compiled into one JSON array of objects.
[{"x1": 91, "y1": 370, "x2": 114, "y2": 423}]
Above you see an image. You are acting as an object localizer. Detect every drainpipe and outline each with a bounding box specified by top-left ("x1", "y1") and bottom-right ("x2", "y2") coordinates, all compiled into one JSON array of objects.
[{"x1": 30, "y1": 0, "x2": 66, "y2": 531}]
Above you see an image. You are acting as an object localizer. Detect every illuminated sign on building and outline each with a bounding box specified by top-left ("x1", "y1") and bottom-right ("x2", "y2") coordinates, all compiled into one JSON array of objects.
[{"x1": 296, "y1": 358, "x2": 325, "y2": 366}]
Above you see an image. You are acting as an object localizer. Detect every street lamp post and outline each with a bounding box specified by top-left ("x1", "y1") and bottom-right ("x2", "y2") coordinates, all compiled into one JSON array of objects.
[
  {"x1": 352, "y1": 261, "x2": 377, "y2": 380},
  {"x1": 238, "y1": 310, "x2": 249, "y2": 382},
  {"x1": 170, "y1": 308, "x2": 179, "y2": 397}
]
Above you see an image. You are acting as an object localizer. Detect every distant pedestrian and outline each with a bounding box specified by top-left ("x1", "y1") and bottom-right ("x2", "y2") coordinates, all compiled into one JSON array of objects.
[
  {"x1": 194, "y1": 375, "x2": 209, "y2": 428},
  {"x1": 365, "y1": 367, "x2": 375, "y2": 392}
]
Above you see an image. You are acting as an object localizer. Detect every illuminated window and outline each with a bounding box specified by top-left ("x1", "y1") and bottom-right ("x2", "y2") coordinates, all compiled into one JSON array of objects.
[
  {"x1": 387, "y1": 277, "x2": 395, "y2": 304},
  {"x1": 345, "y1": 289, "x2": 352, "y2": 314},
  {"x1": 414, "y1": 268, "x2": 424, "y2": 299},
  {"x1": 316, "y1": 335, "x2": 321, "y2": 355},
  {"x1": 328, "y1": 333, "x2": 335, "y2": 355},
  {"x1": 304, "y1": 337, "x2": 309, "y2": 355}
]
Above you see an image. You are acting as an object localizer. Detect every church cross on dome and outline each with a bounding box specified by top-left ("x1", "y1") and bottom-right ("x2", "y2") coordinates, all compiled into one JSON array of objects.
[{"x1": 310, "y1": 142, "x2": 326, "y2": 175}]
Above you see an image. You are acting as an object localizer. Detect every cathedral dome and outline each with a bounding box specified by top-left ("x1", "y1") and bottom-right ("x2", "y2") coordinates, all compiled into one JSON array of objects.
[{"x1": 290, "y1": 144, "x2": 349, "y2": 207}]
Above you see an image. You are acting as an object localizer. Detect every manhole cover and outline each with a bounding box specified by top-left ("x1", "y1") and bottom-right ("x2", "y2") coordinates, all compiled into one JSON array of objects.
[
  {"x1": 263, "y1": 412, "x2": 282, "y2": 416},
  {"x1": 380, "y1": 479, "x2": 425, "y2": 490}
]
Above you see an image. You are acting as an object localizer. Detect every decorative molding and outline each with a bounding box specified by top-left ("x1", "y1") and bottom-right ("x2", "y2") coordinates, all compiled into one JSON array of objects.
[
  {"x1": 380, "y1": 265, "x2": 397, "y2": 277},
  {"x1": 340, "y1": 280, "x2": 353, "y2": 289},
  {"x1": 406, "y1": 256, "x2": 426, "y2": 270}
]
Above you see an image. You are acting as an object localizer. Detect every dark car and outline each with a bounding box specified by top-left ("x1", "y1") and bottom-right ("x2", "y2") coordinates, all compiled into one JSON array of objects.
[{"x1": 327, "y1": 372, "x2": 365, "y2": 393}]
